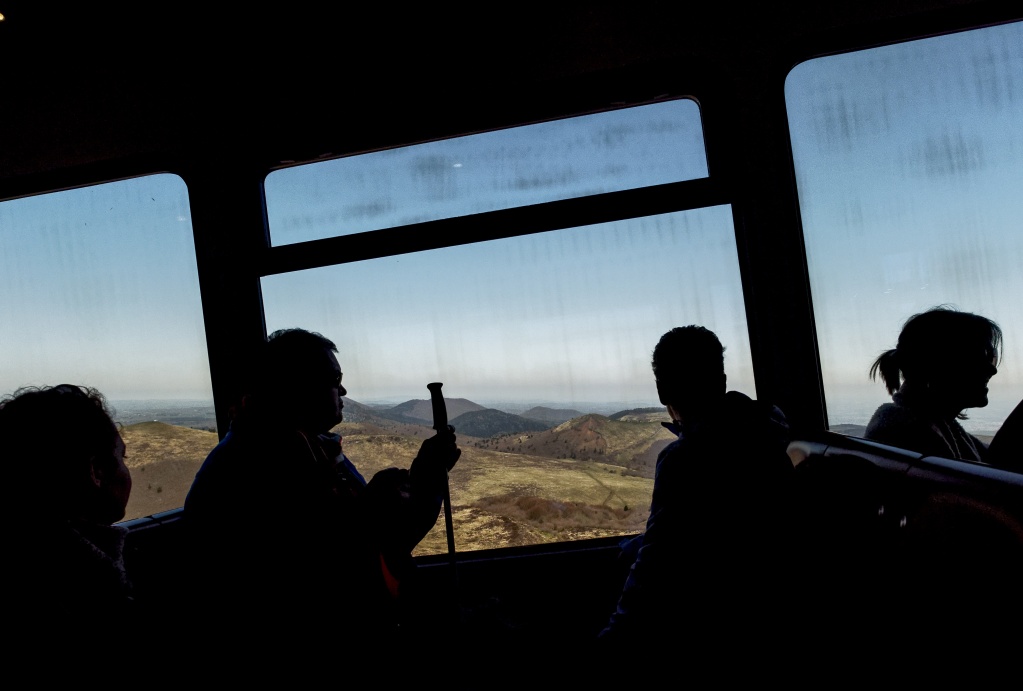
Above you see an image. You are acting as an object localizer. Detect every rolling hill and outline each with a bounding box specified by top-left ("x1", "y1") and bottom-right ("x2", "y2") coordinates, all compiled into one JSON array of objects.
[
  {"x1": 520, "y1": 406, "x2": 583, "y2": 425},
  {"x1": 467, "y1": 413, "x2": 676, "y2": 478},
  {"x1": 449, "y1": 408, "x2": 550, "y2": 437},
  {"x1": 120, "y1": 421, "x2": 218, "y2": 521},
  {"x1": 377, "y1": 397, "x2": 488, "y2": 424},
  {"x1": 339, "y1": 396, "x2": 401, "y2": 425},
  {"x1": 609, "y1": 407, "x2": 665, "y2": 422},
  {"x1": 115, "y1": 398, "x2": 674, "y2": 555}
]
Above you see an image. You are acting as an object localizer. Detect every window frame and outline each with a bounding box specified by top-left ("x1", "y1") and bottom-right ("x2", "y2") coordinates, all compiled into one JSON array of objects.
[{"x1": 4, "y1": 5, "x2": 1020, "y2": 543}]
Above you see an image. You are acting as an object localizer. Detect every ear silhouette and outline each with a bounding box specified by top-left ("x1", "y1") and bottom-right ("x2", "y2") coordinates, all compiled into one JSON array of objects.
[
  {"x1": 88, "y1": 458, "x2": 104, "y2": 489},
  {"x1": 656, "y1": 380, "x2": 670, "y2": 406}
]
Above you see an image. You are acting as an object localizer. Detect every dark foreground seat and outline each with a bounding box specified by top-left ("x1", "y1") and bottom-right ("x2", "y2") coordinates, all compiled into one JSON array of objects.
[{"x1": 786, "y1": 432, "x2": 1023, "y2": 654}]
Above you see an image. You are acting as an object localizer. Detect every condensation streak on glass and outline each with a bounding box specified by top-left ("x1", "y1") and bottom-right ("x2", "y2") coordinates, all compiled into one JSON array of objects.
[
  {"x1": 264, "y1": 99, "x2": 708, "y2": 245},
  {"x1": 786, "y1": 21, "x2": 1023, "y2": 436},
  {"x1": 0, "y1": 174, "x2": 217, "y2": 521},
  {"x1": 260, "y1": 206, "x2": 753, "y2": 554}
]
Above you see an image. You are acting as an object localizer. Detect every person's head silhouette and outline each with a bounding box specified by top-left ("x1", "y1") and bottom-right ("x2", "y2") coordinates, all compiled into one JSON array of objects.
[
  {"x1": 0, "y1": 384, "x2": 130, "y2": 524},
  {"x1": 870, "y1": 305, "x2": 1002, "y2": 418},
  {"x1": 243, "y1": 328, "x2": 347, "y2": 435},
  {"x1": 652, "y1": 325, "x2": 727, "y2": 425}
]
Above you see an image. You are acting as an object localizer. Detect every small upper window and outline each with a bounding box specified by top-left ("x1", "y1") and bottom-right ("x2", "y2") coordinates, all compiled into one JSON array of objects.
[{"x1": 264, "y1": 99, "x2": 707, "y2": 245}]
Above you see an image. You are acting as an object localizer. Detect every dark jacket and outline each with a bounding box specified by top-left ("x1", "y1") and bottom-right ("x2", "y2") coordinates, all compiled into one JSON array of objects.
[
  {"x1": 6, "y1": 520, "x2": 135, "y2": 660},
  {"x1": 865, "y1": 388, "x2": 988, "y2": 463},
  {"x1": 598, "y1": 391, "x2": 792, "y2": 646},
  {"x1": 181, "y1": 422, "x2": 438, "y2": 651}
]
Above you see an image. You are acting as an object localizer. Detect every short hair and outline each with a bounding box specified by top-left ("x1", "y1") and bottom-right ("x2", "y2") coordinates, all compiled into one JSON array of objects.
[
  {"x1": 870, "y1": 305, "x2": 1003, "y2": 396},
  {"x1": 259, "y1": 328, "x2": 337, "y2": 388},
  {"x1": 652, "y1": 326, "x2": 727, "y2": 406},
  {"x1": 0, "y1": 384, "x2": 120, "y2": 514},
  {"x1": 266, "y1": 328, "x2": 337, "y2": 363}
]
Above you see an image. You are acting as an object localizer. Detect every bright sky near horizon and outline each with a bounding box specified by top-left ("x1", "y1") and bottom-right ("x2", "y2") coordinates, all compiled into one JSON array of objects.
[
  {"x1": 0, "y1": 175, "x2": 211, "y2": 400},
  {"x1": 261, "y1": 204, "x2": 754, "y2": 410},
  {"x1": 1, "y1": 20, "x2": 1021, "y2": 435},
  {"x1": 260, "y1": 99, "x2": 755, "y2": 411}
]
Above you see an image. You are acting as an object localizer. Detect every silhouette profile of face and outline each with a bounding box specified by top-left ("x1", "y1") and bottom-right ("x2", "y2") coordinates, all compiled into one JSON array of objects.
[
  {"x1": 323, "y1": 350, "x2": 347, "y2": 428},
  {"x1": 88, "y1": 432, "x2": 132, "y2": 525},
  {"x1": 931, "y1": 342, "x2": 998, "y2": 412},
  {"x1": 300, "y1": 348, "x2": 346, "y2": 434}
]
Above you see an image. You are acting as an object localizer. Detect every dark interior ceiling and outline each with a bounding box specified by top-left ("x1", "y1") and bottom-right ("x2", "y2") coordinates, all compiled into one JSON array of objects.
[{"x1": 0, "y1": 1, "x2": 1018, "y2": 187}]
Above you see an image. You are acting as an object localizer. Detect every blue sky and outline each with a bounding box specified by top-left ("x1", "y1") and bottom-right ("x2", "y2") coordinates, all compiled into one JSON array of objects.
[
  {"x1": 259, "y1": 99, "x2": 755, "y2": 411},
  {"x1": 0, "y1": 175, "x2": 211, "y2": 400},
  {"x1": 2, "y1": 22, "x2": 1021, "y2": 433},
  {"x1": 261, "y1": 205, "x2": 754, "y2": 410}
]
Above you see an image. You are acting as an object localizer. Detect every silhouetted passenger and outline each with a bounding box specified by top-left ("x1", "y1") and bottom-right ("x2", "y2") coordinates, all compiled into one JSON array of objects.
[
  {"x1": 0, "y1": 384, "x2": 134, "y2": 635},
  {"x1": 598, "y1": 326, "x2": 792, "y2": 649},
  {"x1": 181, "y1": 328, "x2": 460, "y2": 655},
  {"x1": 865, "y1": 306, "x2": 1001, "y2": 463}
]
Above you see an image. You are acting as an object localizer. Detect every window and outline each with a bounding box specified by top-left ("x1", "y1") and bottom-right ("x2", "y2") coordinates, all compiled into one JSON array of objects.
[
  {"x1": 787, "y1": 21, "x2": 1023, "y2": 442},
  {"x1": 264, "y1": 99, "x2": 709, "y2": 245},
  {"x1": 262, "y1": 101, "x2": 753, "y2": 554},
  {"x1": 0, "y1": 174, "x2": 216, "y2": 521}
]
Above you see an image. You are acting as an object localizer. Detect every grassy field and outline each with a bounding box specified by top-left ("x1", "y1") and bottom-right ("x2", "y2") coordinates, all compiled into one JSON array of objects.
[
  {"x1": 118, "y1": 414, "x2": 669, "y2": 554},
  {"x1": 120, "y1": 422, "x2": 218, "y2": 520}
]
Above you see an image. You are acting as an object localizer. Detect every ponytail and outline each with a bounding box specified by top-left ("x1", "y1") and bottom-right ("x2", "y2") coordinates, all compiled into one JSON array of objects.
[{"x1": 869, "y1": 349, "x2": 901, "y2": 396}]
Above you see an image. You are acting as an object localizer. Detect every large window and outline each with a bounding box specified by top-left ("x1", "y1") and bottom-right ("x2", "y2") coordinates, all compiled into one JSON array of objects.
[
  {"x1": 0, "y1": 174, "x2": 216, "y2": 521},
  {"x1": 787, "y1": 21, "x2": 1023, "y2": 443},
  {"x1": 262, "y1": 101, "x2": 753, "y2": 555}
]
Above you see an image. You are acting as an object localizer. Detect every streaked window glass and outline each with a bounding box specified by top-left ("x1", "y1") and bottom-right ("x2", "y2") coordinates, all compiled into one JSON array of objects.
[
  {"x1": 264, "y1": 99, "x2": 707, "y2": 245},
  {"x1": 0, "y1": 174, "x2": 216, "y2": 521},
  {"x1": 787, "y1": 21, "x2": 1023, "y2": 442}
]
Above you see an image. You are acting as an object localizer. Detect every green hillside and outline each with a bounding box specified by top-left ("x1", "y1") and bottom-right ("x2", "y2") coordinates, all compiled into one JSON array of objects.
[
  {"x1": 117, "y1": 415, "x2": 659, "y2": 556},
  {"x1": 332, "y1": 417, "x2": 660, "y2": 554},
  {"x1": 449, "y1": 408, "x2": 549, "y2": 437},
  {"x1": 470, "y1": 413, "x2": 676, "y2": 478}
]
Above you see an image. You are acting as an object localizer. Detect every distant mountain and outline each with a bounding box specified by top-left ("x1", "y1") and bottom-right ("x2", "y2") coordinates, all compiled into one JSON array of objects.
[
  {"x1": 379, "y1": 397, "x2": 487, "y2": 424},
  {"x1": 520, "y1": 406, "x2": 582, "y2": 426},
  {"x1": 608, "y1": 407, "x2": 665, "y2": 422},
  {"x1": 339, "y1": 396, "x2": 398, "y2": 425},
  {"x1": 449, "y1": 408, "x2": 549, "y2": 438}
]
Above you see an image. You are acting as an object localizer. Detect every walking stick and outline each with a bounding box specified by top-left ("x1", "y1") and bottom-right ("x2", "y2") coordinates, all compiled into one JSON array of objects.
[{"x1": 427, "y1": 382, "x2": 460, "y2": 620}]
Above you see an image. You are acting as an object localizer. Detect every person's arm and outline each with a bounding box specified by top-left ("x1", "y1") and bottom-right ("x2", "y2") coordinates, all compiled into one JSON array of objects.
[
  {"x1": 600, "y1": 444, "x2": 687, "y2": 642},
  {"x1": 405, "y1": 427, "x2": 461, "y2": 545},
  {"x1": 350, "y1": 429, "x2": 460, "y2": 596}
]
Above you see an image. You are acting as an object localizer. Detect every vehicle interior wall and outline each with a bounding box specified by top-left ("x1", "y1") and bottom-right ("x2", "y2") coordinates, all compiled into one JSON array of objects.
[
  {"x1": 4, "y1": 1, "x2": 1020, "y2": 431},
  {"x1": 787, "y1": 433, "x2": 1023, "y2": 646},
  {"x1": 3, "y1": 0, "x2": 1023, "y2": 646}
]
